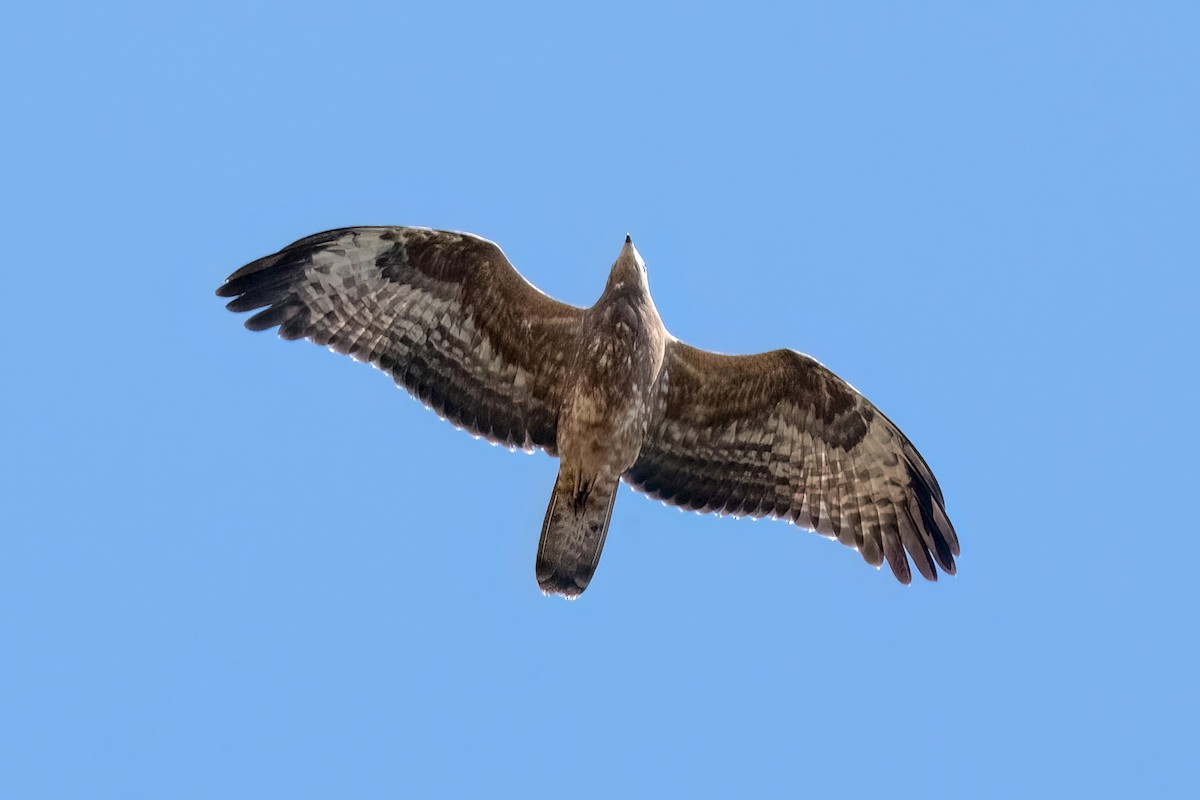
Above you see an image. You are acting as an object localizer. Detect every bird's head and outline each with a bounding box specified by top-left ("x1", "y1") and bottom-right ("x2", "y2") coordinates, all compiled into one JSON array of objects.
[{"x1": 604, "y1": 234, "x2": 649, "y2": 296}]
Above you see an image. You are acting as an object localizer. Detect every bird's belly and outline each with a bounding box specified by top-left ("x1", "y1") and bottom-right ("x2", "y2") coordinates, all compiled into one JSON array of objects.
[
  {"x1": 556, "y1": 312, "x2": 664, "y2": 477},
  {"x1": 557, "y1": 380, "x2": 649, "y2": 477}
]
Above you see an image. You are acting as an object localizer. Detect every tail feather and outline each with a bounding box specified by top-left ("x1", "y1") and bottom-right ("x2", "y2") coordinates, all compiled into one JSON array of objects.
[{"x1": 536, "y1": 468, "x2": 618, "y2": 598}]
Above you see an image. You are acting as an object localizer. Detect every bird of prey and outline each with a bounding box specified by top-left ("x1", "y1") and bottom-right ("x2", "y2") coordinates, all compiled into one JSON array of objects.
[{"x1": 217, "y1": 227, "x2": 958, "y2": 597}]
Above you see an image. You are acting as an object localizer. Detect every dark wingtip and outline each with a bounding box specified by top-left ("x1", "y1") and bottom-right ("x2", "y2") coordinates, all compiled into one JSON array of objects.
[
  {"x1": 904, "y1": 456, "x2": 960, "y2": 576},
  {"x1": 625, "y1": 233, "x2": 632, "y2": 244},
  {"x1": 244, "y1": 304, "x2": 299, "y2": 332}
]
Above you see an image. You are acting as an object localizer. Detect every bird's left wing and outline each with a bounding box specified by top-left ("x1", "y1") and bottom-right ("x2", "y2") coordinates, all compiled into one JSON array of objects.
[
  {"x1": 217, "y1": 227, "x2": 583, "y2": 452},
  {"x1": 625, "y1": 342, "x2": 958, "y2": 583}
]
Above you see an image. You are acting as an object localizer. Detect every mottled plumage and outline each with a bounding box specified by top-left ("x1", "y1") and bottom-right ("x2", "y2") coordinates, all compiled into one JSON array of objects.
[{"x1": 217, "y1": 226, "x2": 958, "y2": 597}]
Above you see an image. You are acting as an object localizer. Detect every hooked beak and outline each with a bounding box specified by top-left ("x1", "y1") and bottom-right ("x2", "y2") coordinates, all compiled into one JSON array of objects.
[{"x1": 620, "y1": 234, "x2": 641, "y2": 264}]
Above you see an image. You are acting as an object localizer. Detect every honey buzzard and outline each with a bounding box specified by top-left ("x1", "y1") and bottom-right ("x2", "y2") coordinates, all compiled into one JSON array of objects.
[{"x1": 216, "y1": 227, "x2": 958, "y2": 597}]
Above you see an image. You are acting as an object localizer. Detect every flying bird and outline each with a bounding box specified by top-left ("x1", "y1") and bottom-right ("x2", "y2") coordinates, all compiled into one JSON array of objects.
[{"x1": 216, "y1": 227, "x2": 958, "y2": 597}]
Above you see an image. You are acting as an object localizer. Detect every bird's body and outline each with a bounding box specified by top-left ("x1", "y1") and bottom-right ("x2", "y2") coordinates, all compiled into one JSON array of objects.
[
  {"x1": 217, "y1": 226, "x2": 958, "y2": 597},
  {"x1": 537, "y1": 239, "x2": 668, "y2": 595},
  {"x1": 557, "y1": 242, "x2": 666, "y2": 481}
]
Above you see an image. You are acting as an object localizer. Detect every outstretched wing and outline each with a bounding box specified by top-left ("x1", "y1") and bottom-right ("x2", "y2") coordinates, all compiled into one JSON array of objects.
[
  {"x1": 216, "y1": 227, "x2": 583, "y2": 452},
  {"x1": 625, "y1": 342, "x2": 958, "y2": 583}
]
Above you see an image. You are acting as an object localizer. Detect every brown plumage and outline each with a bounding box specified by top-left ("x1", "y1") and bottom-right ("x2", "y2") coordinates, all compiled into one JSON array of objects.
[{"x1": 217, "y1": 226, "x2": 958, "y2": 597}]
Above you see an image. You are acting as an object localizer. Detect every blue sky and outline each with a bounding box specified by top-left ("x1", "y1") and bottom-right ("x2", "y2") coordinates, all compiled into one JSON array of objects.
[{"x1": 3, "y1": 2, "x2": 1197, "y2": 797}]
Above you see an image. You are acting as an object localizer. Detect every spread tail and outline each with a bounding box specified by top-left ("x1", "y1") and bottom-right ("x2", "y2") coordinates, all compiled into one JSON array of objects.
[{"x1": 536, "y1": 468, "x2": 619, "y2": 598}]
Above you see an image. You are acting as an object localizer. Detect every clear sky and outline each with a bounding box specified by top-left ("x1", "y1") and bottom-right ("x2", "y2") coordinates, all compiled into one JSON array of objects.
[{"x1": 3, "y1": 2, "x2": 1197, "y2": 797}]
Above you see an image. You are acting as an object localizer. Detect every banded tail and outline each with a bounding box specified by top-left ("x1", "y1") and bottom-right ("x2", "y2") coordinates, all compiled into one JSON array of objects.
[{"x1": 536, "y1": 468, "x2": 619, "y2": 598}]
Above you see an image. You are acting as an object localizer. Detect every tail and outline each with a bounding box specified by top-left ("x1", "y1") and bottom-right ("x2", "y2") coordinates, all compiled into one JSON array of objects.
[{"x1": 536, "y1": 467, "x2": 619, "y2": 598}]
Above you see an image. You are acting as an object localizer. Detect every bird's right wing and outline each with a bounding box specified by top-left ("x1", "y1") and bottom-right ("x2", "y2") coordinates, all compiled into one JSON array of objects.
[
  {"x1": 625, "y1": 342, "x2": 958, "y2": 583},
  {"x1": 217, "y1": 227, "x2": 584, "y2": 452}
]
